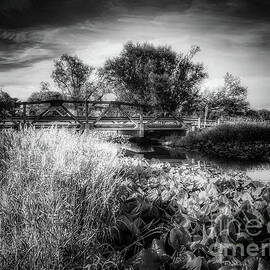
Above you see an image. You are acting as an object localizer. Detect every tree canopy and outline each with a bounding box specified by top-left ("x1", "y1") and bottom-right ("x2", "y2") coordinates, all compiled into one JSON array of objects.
[
  {"x1": 103, "y1": 42, "x2": 207, "y2": 113},
  {"x1": 52, "y1": 54, "x2": 111, "y2": 101},
  {"x1": 27, "y1": 82, "x2": 64, "y2": 115},
  {"x1": 0, "y1": 89, "x2": 18, "y2": 117},
  {"x1": 28, "y1": 82, "x2": 63, "y2": 102},
  {"x1": 201, "y1": 73, "x2": 249, "y2": 118},
  {"x1": 51, "y1": 54, "x2": 94, "y2": 99}
]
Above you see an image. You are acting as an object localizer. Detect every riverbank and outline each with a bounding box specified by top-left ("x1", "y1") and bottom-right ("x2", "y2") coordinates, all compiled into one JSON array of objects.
[
  {"x1": 169, "y1": 122, "x2": 270, "y2": 161},
  {"x1": 1, "y1": 129, "x2": 270, "y2": 269}
]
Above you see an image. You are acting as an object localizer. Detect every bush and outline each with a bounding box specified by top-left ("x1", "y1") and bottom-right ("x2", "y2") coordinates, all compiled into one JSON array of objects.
[
  {"x1": 174, "y1": 122, "x2": 270, "y2": 160},
  {"x1": 0, "y1": 89, "x2": 18, "y2": 116}
]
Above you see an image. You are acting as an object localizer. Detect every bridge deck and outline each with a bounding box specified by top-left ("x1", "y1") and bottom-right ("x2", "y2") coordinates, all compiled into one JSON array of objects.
[{"x1": 0, "y1": 119, "x2": 217, "y2": 130}]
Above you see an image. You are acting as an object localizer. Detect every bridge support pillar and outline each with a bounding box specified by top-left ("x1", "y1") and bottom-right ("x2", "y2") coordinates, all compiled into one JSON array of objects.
[
  {"x1": 84, "y1": 123, "x2": 91, "y2": 131},
  {"x1": 139, "y1": 112, "x2": 144, "y2": 137},
  {"x1": 22, "y1": 103, "x2": 27, "y2": 129},
  {"x1": 84, "y1": 123, "x2": 95, "y2": 134},
  {"x1": 197, "y1": 117, "x2": 201, "y2": 129}
]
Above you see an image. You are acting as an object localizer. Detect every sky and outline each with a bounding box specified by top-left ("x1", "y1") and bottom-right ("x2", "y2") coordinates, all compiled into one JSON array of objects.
[{"x1": 0, "y1": 0, "x2": 270, "y2": 109}]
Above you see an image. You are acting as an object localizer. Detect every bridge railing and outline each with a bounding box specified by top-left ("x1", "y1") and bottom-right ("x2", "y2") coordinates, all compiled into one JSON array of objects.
[{"x1": 0, "y1": 100, "x2": 221, "y2": 135}]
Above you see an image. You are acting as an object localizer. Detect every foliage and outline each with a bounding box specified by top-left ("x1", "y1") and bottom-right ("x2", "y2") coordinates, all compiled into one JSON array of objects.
[
  {"x1": 28, "y1": 89, "x2": 63, "y2": 103},
  {"x1": 52, "y1": 54, "x2": 95, "y2": 99},
  {"x1": 90, "y1": 68, "x2": 114, "y2": 101},
  {"x1": 108, "y1": 158, "x2": 270, "y2": 269},
  {"x1": 27, "y1": 82, "x2": 64, "y2": 115},
  {"x1": 174, "y1": 123, "x2": 270, "y2": 160},
  {"x1": 1, "y1": 129, "x2": 270, "y2": 269},
  {"x1": 83, "y1": 130, "x2": 130, "y2": 144},
  {"x1": 200, "y1": 73, "x2": 249, "y2": 118},
  {"x1": 246, "y1": 109, "x2": 261, "y2": 120},
  {"x1": 40, "y1": 81, "x2": 52, "y2": 92},
  {"x1": 257, "y1": 110, "x2": 270, "y2": 121},
  {"x1": 0, "y1": 89, "x2": 18, "y2": 117},
  {"x1": 103, "y1": 42, "x2": 207, "y2": 113},
  {"x1": 51, "y1": 54, "x2": 111, "y2": 104}
]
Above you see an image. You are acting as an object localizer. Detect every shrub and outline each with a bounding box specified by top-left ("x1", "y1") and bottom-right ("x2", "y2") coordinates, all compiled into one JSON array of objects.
[
  {"x1": 174, "y1": 122, "x2": 270, "y2": 160},
  {"x1": 0, "y1": 89, "x2": 18, "y2": 116}
]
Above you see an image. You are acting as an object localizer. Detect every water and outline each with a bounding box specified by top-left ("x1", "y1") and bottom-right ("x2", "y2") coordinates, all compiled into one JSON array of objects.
[{"x1": 122, "y1": 143, "x2": 270, "y2": 182}]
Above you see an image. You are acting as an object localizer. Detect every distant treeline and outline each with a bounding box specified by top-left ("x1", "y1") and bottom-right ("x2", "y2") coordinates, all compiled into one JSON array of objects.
[{"x1": 1, "y1": 42, "x2": 269, "y2": 120}]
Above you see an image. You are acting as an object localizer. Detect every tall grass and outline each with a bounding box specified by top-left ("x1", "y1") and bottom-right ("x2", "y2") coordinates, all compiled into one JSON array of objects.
[
  {"x1": 0, "y1": 129, "x2": 123, "y2": 269},
  {"x1": 1, "y1": 128, "x2": 270, "y2": 269},
  {"x1": 174, "y1": 122, "x2": 270, "y2": 160}
]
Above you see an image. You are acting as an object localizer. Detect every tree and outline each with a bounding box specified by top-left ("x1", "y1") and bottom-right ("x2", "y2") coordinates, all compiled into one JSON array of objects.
[
  {"x1": 51, "y1": 54, "x2": 95, "y2": 99},
  {"x1": 257, "y1": 109, "x2": 270, "y2": 121},
  {"x1": 27, "y1": 82, "x2": 63, "y2": 115},
  {"x1": 103, "y1": 42, "x2": 207, "y2": 113},
  {"x1": 83, "y1": 69, "x2": 112, "y2": 101},
  {"x1": 40, "y1": 81, "x2": 51, "y2": 92},
  {"x1": 28, "y1": 81, "x2": 63, "y2": 102},
  {"x1": 202, "y1": 73, "x2": 249, "y2": 118},
  {"x1": 0, "y1": 89, "x2": 18, "y2": 117},
  {"x1": 246, "y1": 109, "x2": 260, "y2": 119}
]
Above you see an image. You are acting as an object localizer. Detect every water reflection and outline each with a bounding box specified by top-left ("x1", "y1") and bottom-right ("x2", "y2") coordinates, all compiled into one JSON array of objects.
[
  {"x1": 122, "y1": 143, "x2": 270, "y2": 182},
  {"x1": 246, "y1": 168, "x2": 270, "y2": 182}
]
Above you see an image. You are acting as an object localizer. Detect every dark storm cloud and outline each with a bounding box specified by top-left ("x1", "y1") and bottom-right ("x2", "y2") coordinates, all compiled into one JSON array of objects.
[
  {"x1": 1, "y1": 0, "x2": 270, "y2": 54},
  {"x1": 0, "y1": 0, "x2": 115, "y2": 29},
  {"x1": 0, "y1": 27, "x2": 70, "y2": 71},
  {"x1": 0, "y1": 40, "x2": 63, "y2": 71},
  {"x1": 0, "y1": 0, "x2": 193, "y2": 68},
  {"x1": 191, "y1": 0, "x2": 270, "y2": 19},
  {"x1": 0, "y1": 0, "x2": 190, "y2": 29},
  {"x1": 1, "y1": 0, "x2": 270, "y2": 29},
  {"x1": 0, "y1": 0, "x2": 270, "y2": 76}
]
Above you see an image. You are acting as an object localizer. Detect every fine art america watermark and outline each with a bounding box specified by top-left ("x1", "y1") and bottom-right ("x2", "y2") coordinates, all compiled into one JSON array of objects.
[{"x1": 190, "y1": 212, "x2": 270, "y2": 260}]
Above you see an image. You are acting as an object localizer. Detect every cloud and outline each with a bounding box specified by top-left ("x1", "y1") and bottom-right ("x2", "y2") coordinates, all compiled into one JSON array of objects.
[
  {"x1": 1, "y1": 0, "x2": 269, "y2": 29},
  {"x1": 0, "y1": 0, "x2": 116, "y2": 28},
  {"x1": 0, "y1": 27, "x2": 70, "y2": 71},
  {"x1": 1, "y1": 0, "x2": 270, "y2": 62},
  {"x1": 190, "y1": 0, "x2": 270, "y2": 20},
  {"x1": 0, "y1": 0, "x2": 270, "y2": 108}
]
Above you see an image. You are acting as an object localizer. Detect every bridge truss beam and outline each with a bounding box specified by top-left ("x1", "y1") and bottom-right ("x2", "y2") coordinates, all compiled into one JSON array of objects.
[{"x1": 0, "y1": 99, "x2": 219, "y2": 136}]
